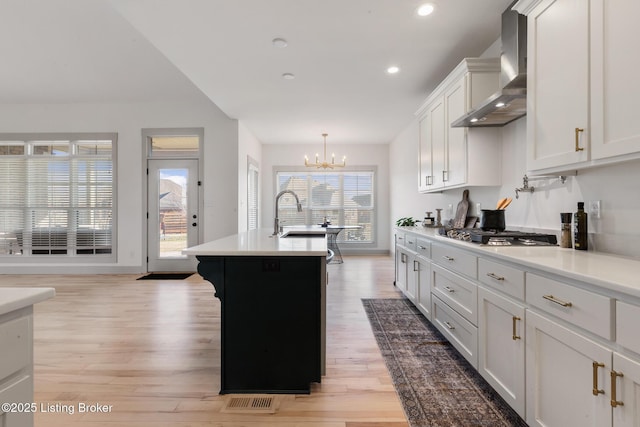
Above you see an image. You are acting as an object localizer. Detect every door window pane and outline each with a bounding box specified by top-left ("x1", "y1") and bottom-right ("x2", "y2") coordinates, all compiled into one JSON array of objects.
[{"x1": 158, "y1": 168, "x2": 189, "y2": 258}]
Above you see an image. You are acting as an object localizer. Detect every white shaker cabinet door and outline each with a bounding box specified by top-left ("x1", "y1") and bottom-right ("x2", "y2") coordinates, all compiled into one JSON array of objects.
[
  {"x1": 591, "y1": 0, "x2": 640, "y2": 160},
  {"x1": 415, "y1": 256, "x2": 432, "y2": 320},
  {"x1": 478, "y1": 286, "x2": 526, "y2": 417},
  {"x1": 526, "y1": 0, "x2": 590, "y2": 171},
  {"x1": 526, "y1": 310, "x2": 611, "y2": 427},
  {"x1": 612, "y1": 352, "x2": 640, "y2": 427}
]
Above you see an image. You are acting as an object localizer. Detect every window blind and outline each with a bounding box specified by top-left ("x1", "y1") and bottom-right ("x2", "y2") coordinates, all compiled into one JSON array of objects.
[
  {"x1": 275, "y1": 170, "x2": 374, "y2": 243},
  {"x1": 0, "y1": 136, "x2": 114, "y2": 257}
]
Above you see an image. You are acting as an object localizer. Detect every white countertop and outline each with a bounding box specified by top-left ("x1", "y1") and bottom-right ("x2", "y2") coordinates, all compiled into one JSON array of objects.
[
  {"x1": 183, "y1": 228, "x2": 328, "y2": 256},
  {"x1": 0, "y1": 287, "x2": 55, "y2": 316},
  {"x1": 397, "y1": 226, "x2": 640, "y2": 298}
]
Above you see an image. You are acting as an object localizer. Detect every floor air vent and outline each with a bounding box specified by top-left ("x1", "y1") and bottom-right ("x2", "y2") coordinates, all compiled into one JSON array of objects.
[{"x1": 220, "y1": 395, "x2": 279, "y2": 414}]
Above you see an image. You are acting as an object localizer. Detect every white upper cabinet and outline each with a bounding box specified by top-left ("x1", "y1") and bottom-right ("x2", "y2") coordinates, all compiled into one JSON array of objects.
[
  {"x1": 525, "y1": 0, "x2": 590, "y2": 171},
  {"x1": 416, "y1": 58, "x2": 502, "y2": 193},
  {"x1": 515, "y1": 0, "x2": 640, "y2": 173},
  {"x1": 590, "y1": 0, "x2": 640, "y2": 160}
]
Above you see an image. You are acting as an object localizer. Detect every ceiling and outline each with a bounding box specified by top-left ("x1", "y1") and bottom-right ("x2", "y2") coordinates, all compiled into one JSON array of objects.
[{"x1": 1, "y1": 0, "x2": 513, "y2": 145}]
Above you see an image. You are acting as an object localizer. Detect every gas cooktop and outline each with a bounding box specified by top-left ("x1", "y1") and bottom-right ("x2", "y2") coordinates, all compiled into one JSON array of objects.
[{"x1": 439, "y1": 228, "x2": 558, "y2": 246}]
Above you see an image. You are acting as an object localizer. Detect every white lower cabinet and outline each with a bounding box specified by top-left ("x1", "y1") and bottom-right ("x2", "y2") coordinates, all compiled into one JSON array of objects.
[
  {"x1": 395, "y1": 246, "x2": 409, "y2": 294},
  {"x1": 394, "y1": 227, "x2": 640, "y2": 426},
  {"x1": 612, "y1": 352, "x2": 640, "y2": 427},
  {"x1": 415, "y1": 255, "x2": 432, "y2": 320},
  {"x1": 478, "y1": 286, "x2": 526, "y2": 417},
  {"x1": 526, "y1": 310, "x2": 612, "y2": 427},
  {"x1": 0, "y1": 308, "x2": 35, "y2": 427}
]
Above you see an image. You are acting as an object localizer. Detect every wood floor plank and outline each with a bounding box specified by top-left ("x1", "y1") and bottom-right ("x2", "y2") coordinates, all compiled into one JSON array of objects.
[{"x1": 1, "y1": 255, "x2": 407, "y2": 427}]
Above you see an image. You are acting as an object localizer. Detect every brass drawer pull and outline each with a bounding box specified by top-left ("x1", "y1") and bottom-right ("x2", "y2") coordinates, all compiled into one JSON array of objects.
[
  {"x1": 487, "y1": 272, "x2": 505, "y2": 281},
  {"x1": 575, "y1": 127, "x2": 585, "y2": 152},
  {"x1": 444, "y1": 286, "x2": 455, "y2": 293},
  {"x1": 593, "y1": 361, "x2": 605, "y2": 396},
  {"x1": 611, "y1": 370, "x2": 624, "y2": 408},
  {"x1": 444, "y1": 321, "x2": 455, "y2": 330},
  {"x1": 442, "y1": 255, "x2": 455, "y2": 261},
  {"x1": 512, "y1": 316, "x2": 521, "y2": 340},
  {"x1": 543, "y1": 294, "x2": 573, "y2": 307}
]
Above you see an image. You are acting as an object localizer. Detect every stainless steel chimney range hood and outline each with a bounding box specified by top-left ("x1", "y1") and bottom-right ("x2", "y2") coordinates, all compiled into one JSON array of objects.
[{"x1": 452, "y1": 2, "x2": 527, "y2": 128}]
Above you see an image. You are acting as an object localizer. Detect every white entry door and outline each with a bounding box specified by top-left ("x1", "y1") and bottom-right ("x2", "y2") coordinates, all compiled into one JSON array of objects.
[{"x1": 147, "y1": 159, "x2": 199, "y2": 272}]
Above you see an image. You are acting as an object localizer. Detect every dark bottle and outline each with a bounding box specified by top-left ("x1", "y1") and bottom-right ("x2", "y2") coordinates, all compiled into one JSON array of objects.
[{"x1": 574, "y1": 202, "x2": 588, "y2": 250}]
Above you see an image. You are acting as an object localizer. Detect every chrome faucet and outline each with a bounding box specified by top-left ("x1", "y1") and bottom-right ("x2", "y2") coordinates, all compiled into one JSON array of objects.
[{"x1": 273, "y1": 190, "x2": 303, "y2": 235}]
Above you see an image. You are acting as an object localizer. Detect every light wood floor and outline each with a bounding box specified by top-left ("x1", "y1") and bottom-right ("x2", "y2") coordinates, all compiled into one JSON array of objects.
[{"x1": 1, "y1": 255, "x2": 409, "y2": 427}]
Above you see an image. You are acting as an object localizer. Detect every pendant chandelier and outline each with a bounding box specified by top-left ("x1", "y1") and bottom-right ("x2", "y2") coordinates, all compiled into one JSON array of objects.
[{"x1": 304, "y1": 133, "x2": 346, "y2": 169}]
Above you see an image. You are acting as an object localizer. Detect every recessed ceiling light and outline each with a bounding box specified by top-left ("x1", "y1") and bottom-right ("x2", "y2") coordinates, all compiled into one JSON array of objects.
[
  {"x1": 282, "y1": 73, "x2": 295, "y2": 80},
  {"x1": 387, "y1": 66, "x2": 400, "y2": 74},
  {"x1": 272, "y1": 38, "x2": 288, "y2": 48},
  {"x1": 417, "y1": 3, "x2": 435, "y2": 16},
  {"x1": 495, "y1": 102, "x2": 506, "y2": 108},
  {"x1": 470, "y1": 118, "x2": 479, "y2": 123}
]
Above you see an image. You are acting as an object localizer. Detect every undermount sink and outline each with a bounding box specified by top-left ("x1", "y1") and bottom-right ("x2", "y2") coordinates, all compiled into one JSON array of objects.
[{"x1": 279, "y1": 229, "x2": 327, "y2": 238}]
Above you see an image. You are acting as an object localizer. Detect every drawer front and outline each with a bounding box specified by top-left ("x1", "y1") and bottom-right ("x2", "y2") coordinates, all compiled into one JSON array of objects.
[
  {"x1": 432, "y1": 244, "x2": 478, "y2": 279},
  {"x1": 0, "y1": 316, "x2": 31, "y2": 382},
  {"x1": 526, "y1": 273, "x2": 613, "y2": 340},
  {"x1": 432, "y1": 264, "x2": 477, "y2": 325},
  {"x1": 404, "y1": 233, "x2": 418, "y2": 252},
  {"x1": 395, "y1": 231, "x2": 406, "y2": 247},
  {"x1": 416, "y1": 238, "x2": 431, "y2": 259},
  {"x1": 479, "y1": 258, "x2": 525, "y2": 301},
  {"x1": 432, "y1": 295, "x2": 478, "y2": 368},
  {"x1": 617, "y1": 301, "x2": 640, "y2": 355}
]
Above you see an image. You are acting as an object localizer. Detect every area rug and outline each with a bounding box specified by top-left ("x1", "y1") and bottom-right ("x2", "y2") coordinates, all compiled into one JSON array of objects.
[
  {"x1": 137, "y1": 272, "x2": 194, "y2": 280},
  {"x1": 362, "y1": 298, "x2": 527, "y2": 427}
]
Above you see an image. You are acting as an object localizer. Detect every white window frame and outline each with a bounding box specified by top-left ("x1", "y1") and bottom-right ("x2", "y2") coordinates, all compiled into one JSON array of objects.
[
  {"x1": 0, "y1": 132, "x2": 117, "y2": 263},
  {"x1": 247, "y1": 156, "x2": 260, "y2": 231}
]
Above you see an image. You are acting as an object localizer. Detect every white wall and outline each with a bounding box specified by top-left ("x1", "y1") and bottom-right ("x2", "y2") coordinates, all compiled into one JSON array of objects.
[
  {"x1": 262, "y1": 143, "x2": 391, "y2": 253},
  {"x1": 0, "y1": 98, "x2": 239, "y2": 273},
  {"x1": 237, "y1": 121, "x2": 263, "y2": 232}
]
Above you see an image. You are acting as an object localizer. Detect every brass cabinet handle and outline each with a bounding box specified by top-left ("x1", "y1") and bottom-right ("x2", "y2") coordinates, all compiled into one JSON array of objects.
[
  {"x1": 543, "y1": 294, "x2": 573, "y2": 307},
  {"x1": 442, "y1": 256, "x2": 455, "y2": 261},
  {"x1": 512, "y1": 316, "x2": 521, "y2": 340},
  {"x1": 444, "y1": 321, "x2": 455, "y2": 330},
  {"x1": 575, "y1": 127, "x2": 585, "y2": 152},
  {"x1": 487, "y1": 272, "x2": 505, "y2": 281},
  {"x1": 611, "y1": 370, "x2": 624, "y2": 407},
  {"x1": 593, "y1": 361, "x2": 605, "y2": 396},
  {"x1": 444, "y1": 286, "x2": 455, "y2": 293}
]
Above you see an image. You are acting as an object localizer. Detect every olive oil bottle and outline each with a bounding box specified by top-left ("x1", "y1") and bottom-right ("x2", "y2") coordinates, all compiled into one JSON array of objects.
[{"x1": 574, "y1": 202, "x2": 588, "y2": 250}]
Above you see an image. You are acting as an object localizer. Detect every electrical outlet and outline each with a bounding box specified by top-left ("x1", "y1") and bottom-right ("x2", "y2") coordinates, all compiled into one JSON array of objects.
[
  {"x1": 589, "y1": 200, "x2": 601, "y2": 219},
  {"x1": 475, "y1": 203, "x2": 482, "y2": 215}
]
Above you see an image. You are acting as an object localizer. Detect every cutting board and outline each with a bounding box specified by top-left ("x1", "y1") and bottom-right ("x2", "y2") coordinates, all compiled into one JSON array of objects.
[{"x1": 453, "y1": 189, "x2": 469, "y2": 229}]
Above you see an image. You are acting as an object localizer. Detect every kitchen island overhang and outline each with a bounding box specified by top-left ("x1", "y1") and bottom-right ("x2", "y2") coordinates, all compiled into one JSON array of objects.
[{"x1": 183, "y1": 229, "x2": 327, "y2": 394}]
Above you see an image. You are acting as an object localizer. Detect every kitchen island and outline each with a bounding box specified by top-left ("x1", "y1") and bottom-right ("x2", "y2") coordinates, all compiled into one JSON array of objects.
[{"x1": 183, "y1": 228, "x2": 327, "y2": 394}]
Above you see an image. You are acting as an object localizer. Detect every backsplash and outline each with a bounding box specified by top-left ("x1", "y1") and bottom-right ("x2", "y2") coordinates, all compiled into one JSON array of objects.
[{"x1": 390, "y1": 116, "x2": 640, "y2": 259}]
